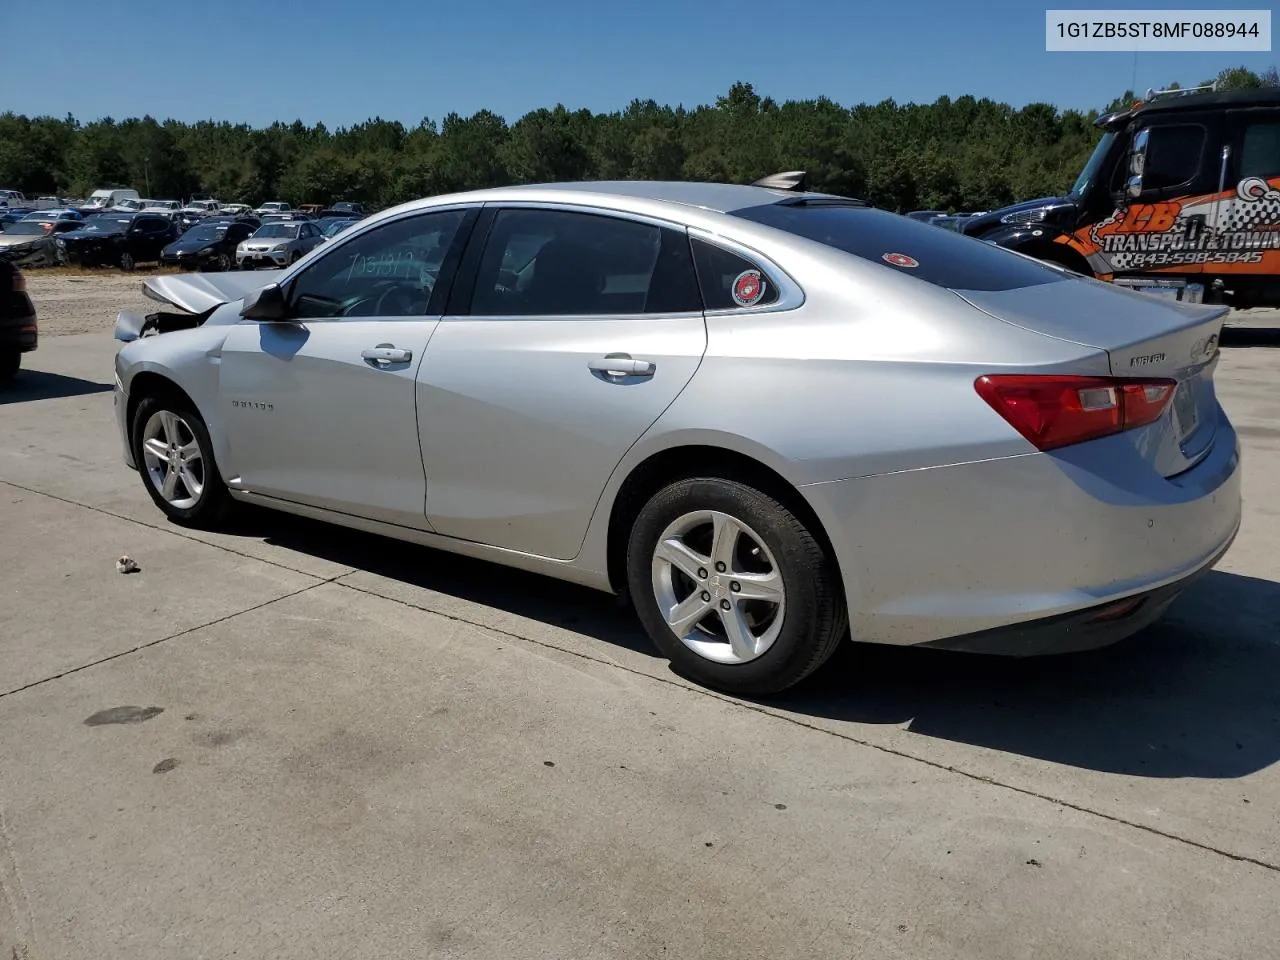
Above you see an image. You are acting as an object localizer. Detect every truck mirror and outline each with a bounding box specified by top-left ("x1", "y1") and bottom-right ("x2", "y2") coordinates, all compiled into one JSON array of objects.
[{"x1": 1123, "y1": 128, "x2": 1150, "y2": 198}]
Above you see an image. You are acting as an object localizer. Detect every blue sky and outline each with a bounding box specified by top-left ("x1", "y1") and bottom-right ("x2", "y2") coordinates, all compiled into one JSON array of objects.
[{"x1": 5, "y1": 0, "x2": 1275, "y2": 126}]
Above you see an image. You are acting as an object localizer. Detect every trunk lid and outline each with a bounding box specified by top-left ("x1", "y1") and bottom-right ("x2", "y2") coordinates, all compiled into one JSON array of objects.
[{"x1": 954, "y1": 278, "x2": 1227, "y2": 477}]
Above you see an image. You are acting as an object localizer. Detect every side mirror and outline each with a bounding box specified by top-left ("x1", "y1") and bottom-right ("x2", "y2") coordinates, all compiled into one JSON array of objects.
[
  {"x1": 1124, "y1": 128, "x2": 1149, "y2": 199},
  {"x1": 241, "y1": 283, "x2": 289, "y2": 321}
]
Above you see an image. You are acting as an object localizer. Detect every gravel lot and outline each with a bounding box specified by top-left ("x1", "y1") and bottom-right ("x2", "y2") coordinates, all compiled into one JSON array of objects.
[{"x1": 28, "y1": 273, "x2": 157, "y2": 337}]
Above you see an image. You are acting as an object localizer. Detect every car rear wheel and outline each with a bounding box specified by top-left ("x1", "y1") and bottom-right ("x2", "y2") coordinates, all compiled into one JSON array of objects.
[
  {"x1": 119, "y1": 251, "x2": 135, "y2": 271},
  {"x1": 0, "y1": 350, "x2": 19, "y2": 385},
  {"x1": 131, "y1": 395, "x2": 231, "y2": 528},
  {"x1": 626, "y1": 477, "x2": 847, "y2": 694},
  {"x1": 215, "y1": 252, "x2": 232, "y2": 272}
]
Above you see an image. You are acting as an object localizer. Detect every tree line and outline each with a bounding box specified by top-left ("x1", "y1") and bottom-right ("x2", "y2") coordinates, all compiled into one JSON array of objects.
[{"x1": 1, "y1": 67, "x2": 1275, "y2": 215}]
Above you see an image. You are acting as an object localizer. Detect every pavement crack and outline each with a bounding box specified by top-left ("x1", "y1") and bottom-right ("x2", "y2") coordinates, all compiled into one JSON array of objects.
[
  {"x1": 333, "y1": 576, "x2": 1280, "y2": 877},
  {"x1": 0, "y1": 480, "x2": 347, "y2": 581},
  {"x1": 0, "y1": 582, "x2": 325, "y2": 700}
]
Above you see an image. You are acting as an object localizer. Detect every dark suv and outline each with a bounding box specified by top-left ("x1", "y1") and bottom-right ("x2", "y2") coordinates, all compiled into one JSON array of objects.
[
  {"x1": 0, "y1": 261, "x2": 36, "y2": 384},
  {"x1": 57, "y1": 213, "x2": 177, "y2": 270}
]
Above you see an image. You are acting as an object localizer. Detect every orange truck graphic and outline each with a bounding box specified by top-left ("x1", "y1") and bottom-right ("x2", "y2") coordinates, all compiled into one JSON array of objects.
[{"x1": 962, "y1": 86, "x2": 1280, "y2": 308}]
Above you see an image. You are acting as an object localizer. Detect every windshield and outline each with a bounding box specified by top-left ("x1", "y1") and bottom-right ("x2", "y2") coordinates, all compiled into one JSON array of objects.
[
  {"x1": 78, "y1": 216, "x2": 131, "y2": 234},
  {"x1": 182, "y1": 224, "x2": 226, "y2": 242},
  {"x1": 1070, "y1": 131, "x2": 1116, "y2": 198},
  {"x1": 4, "y1": 223, "x2": 46, "y2": 236},
  {"x1": 323, "y1": 220, "x2": 355, "y2": 236},
  {"x1": 253, "y1": 223, "x2": 298, "y2": 239}
]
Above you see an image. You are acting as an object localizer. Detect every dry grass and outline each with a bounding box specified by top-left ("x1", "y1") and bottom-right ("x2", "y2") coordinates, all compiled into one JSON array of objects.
[{"x1": 34, "y1": 264, "x2": 184, "y2": 278}]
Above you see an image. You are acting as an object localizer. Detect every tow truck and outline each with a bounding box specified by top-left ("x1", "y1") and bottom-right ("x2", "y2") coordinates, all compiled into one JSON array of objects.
[{"x1": 963, "y1": 85, "x2": 1280, "y2": 308}]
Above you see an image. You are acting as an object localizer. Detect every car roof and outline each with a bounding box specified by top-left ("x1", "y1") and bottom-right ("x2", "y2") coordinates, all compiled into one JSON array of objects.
[{"x1": 466, "y1": 180, "x2": 844, "y2": 214}]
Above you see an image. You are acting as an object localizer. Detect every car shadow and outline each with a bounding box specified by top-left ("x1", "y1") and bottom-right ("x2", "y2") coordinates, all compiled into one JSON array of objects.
[
  {"x1": 0, "y1": 370, "x2": 113, "y2": 404},
  {"x1": 221, "y1": 505, "x2": 659, "y2": 659},
  {"x1": 1222, "y1": 325, "x2": 1280, "y2": 348},
  {"x1": 211, "y1": 508, "x2": 1279, "y2": 779},
  {"x1": 769, "y1": 570, "x2": 1280, "y2": 780}
]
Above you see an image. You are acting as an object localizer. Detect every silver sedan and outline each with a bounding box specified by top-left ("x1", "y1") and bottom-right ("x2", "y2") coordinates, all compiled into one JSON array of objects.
[
  {"x1": 235, "y1": 220, "x2": 326, "y2": 269},
  {"x1": 111, "y1": 179, "x2": 1241, "y2": 694}
]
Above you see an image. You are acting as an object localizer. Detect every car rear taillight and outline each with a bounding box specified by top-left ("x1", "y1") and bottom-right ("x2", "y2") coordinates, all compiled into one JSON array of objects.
[
  {"x1": 12, "y1": 269, "x2": 26, "y2": 293},
  {"x1": 974, "y1": 375, "x2": 1176, "y2": 451}
]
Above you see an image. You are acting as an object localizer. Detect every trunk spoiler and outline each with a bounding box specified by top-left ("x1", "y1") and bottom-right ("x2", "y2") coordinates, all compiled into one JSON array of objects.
[{"x1": 114, "y1": 270, "x2": 284, "y2": 342}]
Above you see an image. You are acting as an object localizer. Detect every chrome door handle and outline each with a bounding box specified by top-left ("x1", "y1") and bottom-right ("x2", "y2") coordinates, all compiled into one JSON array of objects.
[
  {"x1": 362, "y1": 345, "x2": 412, "y2": 364},
  {"x1": 588, "y1": 355, "x2": 656, "y2": 377}
]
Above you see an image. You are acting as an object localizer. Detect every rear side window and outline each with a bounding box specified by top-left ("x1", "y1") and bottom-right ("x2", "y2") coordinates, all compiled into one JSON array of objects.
[
  {"x1": 730, "y1": 203, "x2": 1062, "y2": 291},
  {"x1": 468, "y1": 209, "x2": 701, "y2": 316},
  {"x1": 691, "y1": 239, "x2": 780, "y2": 310}
]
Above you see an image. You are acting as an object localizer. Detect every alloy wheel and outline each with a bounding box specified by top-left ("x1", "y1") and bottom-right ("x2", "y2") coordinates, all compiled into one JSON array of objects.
[
  {"x1": 140, "y1": 409, "x2": 206, "y2": 509},
  {"x1": 650, "y1": 510, "x2": 786, "y2": 664}
]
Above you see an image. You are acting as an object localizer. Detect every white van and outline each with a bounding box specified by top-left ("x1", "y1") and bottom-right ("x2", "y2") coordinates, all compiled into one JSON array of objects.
[{"x1": 84, "y1": 188, "x2": 141, "y2": 211}]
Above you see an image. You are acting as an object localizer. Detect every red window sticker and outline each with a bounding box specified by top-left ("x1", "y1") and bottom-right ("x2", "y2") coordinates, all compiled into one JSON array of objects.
[
  {"x1": 731, "y1": 269, "x2": 766, "y2": 306},
  {"x1": 882, "y1": 252, "x2": 919, "y2": 268}
]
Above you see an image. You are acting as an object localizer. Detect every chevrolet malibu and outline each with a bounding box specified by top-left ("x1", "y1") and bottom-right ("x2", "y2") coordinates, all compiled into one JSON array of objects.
[{"x1": 111, "y1": 179, "x2": 1241, "y2": 694}]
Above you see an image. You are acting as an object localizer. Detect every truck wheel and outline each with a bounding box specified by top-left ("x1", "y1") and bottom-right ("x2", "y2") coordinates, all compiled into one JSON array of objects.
[{"x1": 0, "y1": 350, "x2": 19, "y2": 385}]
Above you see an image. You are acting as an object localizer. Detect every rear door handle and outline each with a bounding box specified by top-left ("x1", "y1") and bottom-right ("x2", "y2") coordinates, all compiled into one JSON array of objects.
[
  {"x1": 362, "y1": 345, "x2": 412, "y2": 364},
  {"x1": 588, "y1": 355, "x2": 656, "y2": 377}
]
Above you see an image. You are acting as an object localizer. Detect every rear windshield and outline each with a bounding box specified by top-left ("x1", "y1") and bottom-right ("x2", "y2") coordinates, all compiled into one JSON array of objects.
[{"x1": 730, "y1": 203, "x2": 1064, "y2": 291}]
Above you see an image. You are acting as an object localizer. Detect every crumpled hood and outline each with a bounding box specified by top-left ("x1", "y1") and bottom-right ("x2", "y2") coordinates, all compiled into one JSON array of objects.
[{"x1": 142, "y1": 270, "x2": 285, "y2": 314}]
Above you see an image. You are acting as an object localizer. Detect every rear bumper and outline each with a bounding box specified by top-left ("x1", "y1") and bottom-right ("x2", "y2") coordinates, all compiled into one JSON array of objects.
[
  {"x1": 801, "y1": 406, "x2": 1242, "y2": 649},
  {"x1": 920, "y1": 528, "x2": 1235, "y2": 655}
]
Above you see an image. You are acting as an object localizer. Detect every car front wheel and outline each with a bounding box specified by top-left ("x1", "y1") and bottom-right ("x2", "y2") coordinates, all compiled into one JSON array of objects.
[
  {"x1": 626, "y1": 477, "x2": 847, "y2": 695},
  {"x1": 131, "y1": 395, "x2": 231, "y2": 527},
  {"x1": 119, "y1": 251, "x2": 135, "y2": 271}
]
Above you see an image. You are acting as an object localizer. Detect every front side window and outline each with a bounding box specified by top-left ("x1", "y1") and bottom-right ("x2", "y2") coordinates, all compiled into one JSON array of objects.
[
  {"x1": 1138, "y1": 123, "x2": 1206, "y2": 192},
  {"x1": 288, "y1": 208, "x2": 470, "y2": 319},
  {"x1": 468, "y1": 208, "x2": 700, "y2": 316}
]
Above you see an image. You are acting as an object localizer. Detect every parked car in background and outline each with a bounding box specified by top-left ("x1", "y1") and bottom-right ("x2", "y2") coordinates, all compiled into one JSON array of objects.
[
  {"x1": 253, "y1": 201, "x2": 291, "y2": 216},
  {"x1": 905, "y1": 209, "x2": 947, "y2": 223},
  {"x1": 235, "y1": 220, "x2": 325, "y2": 268},
  {"x1": 57, "y1": 213, "x2": 177, "y2": 270},
  {"x1": 141, "y1": 199, "x2": 182, "y2": 216},
  {"x1": 258, "y1": 211, "x2": 313, "y2": 224},
  {"x1": 0, "y1": 218, "x2": 82, "y2": 266},
  {"x1": 178, "y1": 200, "x2": 223, "y2": 229},
  {"x1": 220, "y1": 204, "x2": 252, "y2": 216},
  {"x1": 109, "y1": 178, "x2": 1242, "y2": 694},
  {"x1": 82, "y1": 188, "x2": 142, "y2": 213},
  {"x1": 298, "y1": 204, "x2": 323, "y2": 216},
  {"x1": 0, "y1": 260, "x2": 36, "y2": 384},
  {"x1": 317, "y1": 217, "x2": 358, "y2": 241},
  {"x1": 0, "y1": 212, "x2": 30, "y2": 230},
  {"x1": 21, "y1": 209, "x2": 82, "y2": 225},
  {"x1": 162, "y1": 217, "x2": 257, "y2": 272},
  {"x1": 329, "y1": 201, "x2": 366, "y2": 218}
]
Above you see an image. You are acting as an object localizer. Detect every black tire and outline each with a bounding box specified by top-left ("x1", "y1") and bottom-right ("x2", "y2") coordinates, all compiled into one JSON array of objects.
[
  {"x1": 215, "y1": 252, "x2": 232, "y2": 272},
  {"x1": 626, "y1": 477, "x2": 847, "y2": 695},
  {"x1": 131, "y1": 393, "x2": 232, "y2": 528},
  {"x1": 289, "y1": 251, "x2": 301, "y2": 264},
  {"x1": 119, "y1": 251, "x2": 136, "y2": 271},
  {"x1": 0, "y1": 350, "x2": 19, "y2": 385}
]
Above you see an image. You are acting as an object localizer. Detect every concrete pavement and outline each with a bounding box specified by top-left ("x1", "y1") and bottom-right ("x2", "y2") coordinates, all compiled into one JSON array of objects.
[{"x1": 2, "y1": 329, "x2": 1279, "y2": 959}]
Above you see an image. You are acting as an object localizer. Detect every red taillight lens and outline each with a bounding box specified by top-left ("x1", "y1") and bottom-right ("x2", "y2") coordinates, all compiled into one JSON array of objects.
[{"x1": 975, "y1": 375, "x2": 1176, "y2": 451}]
